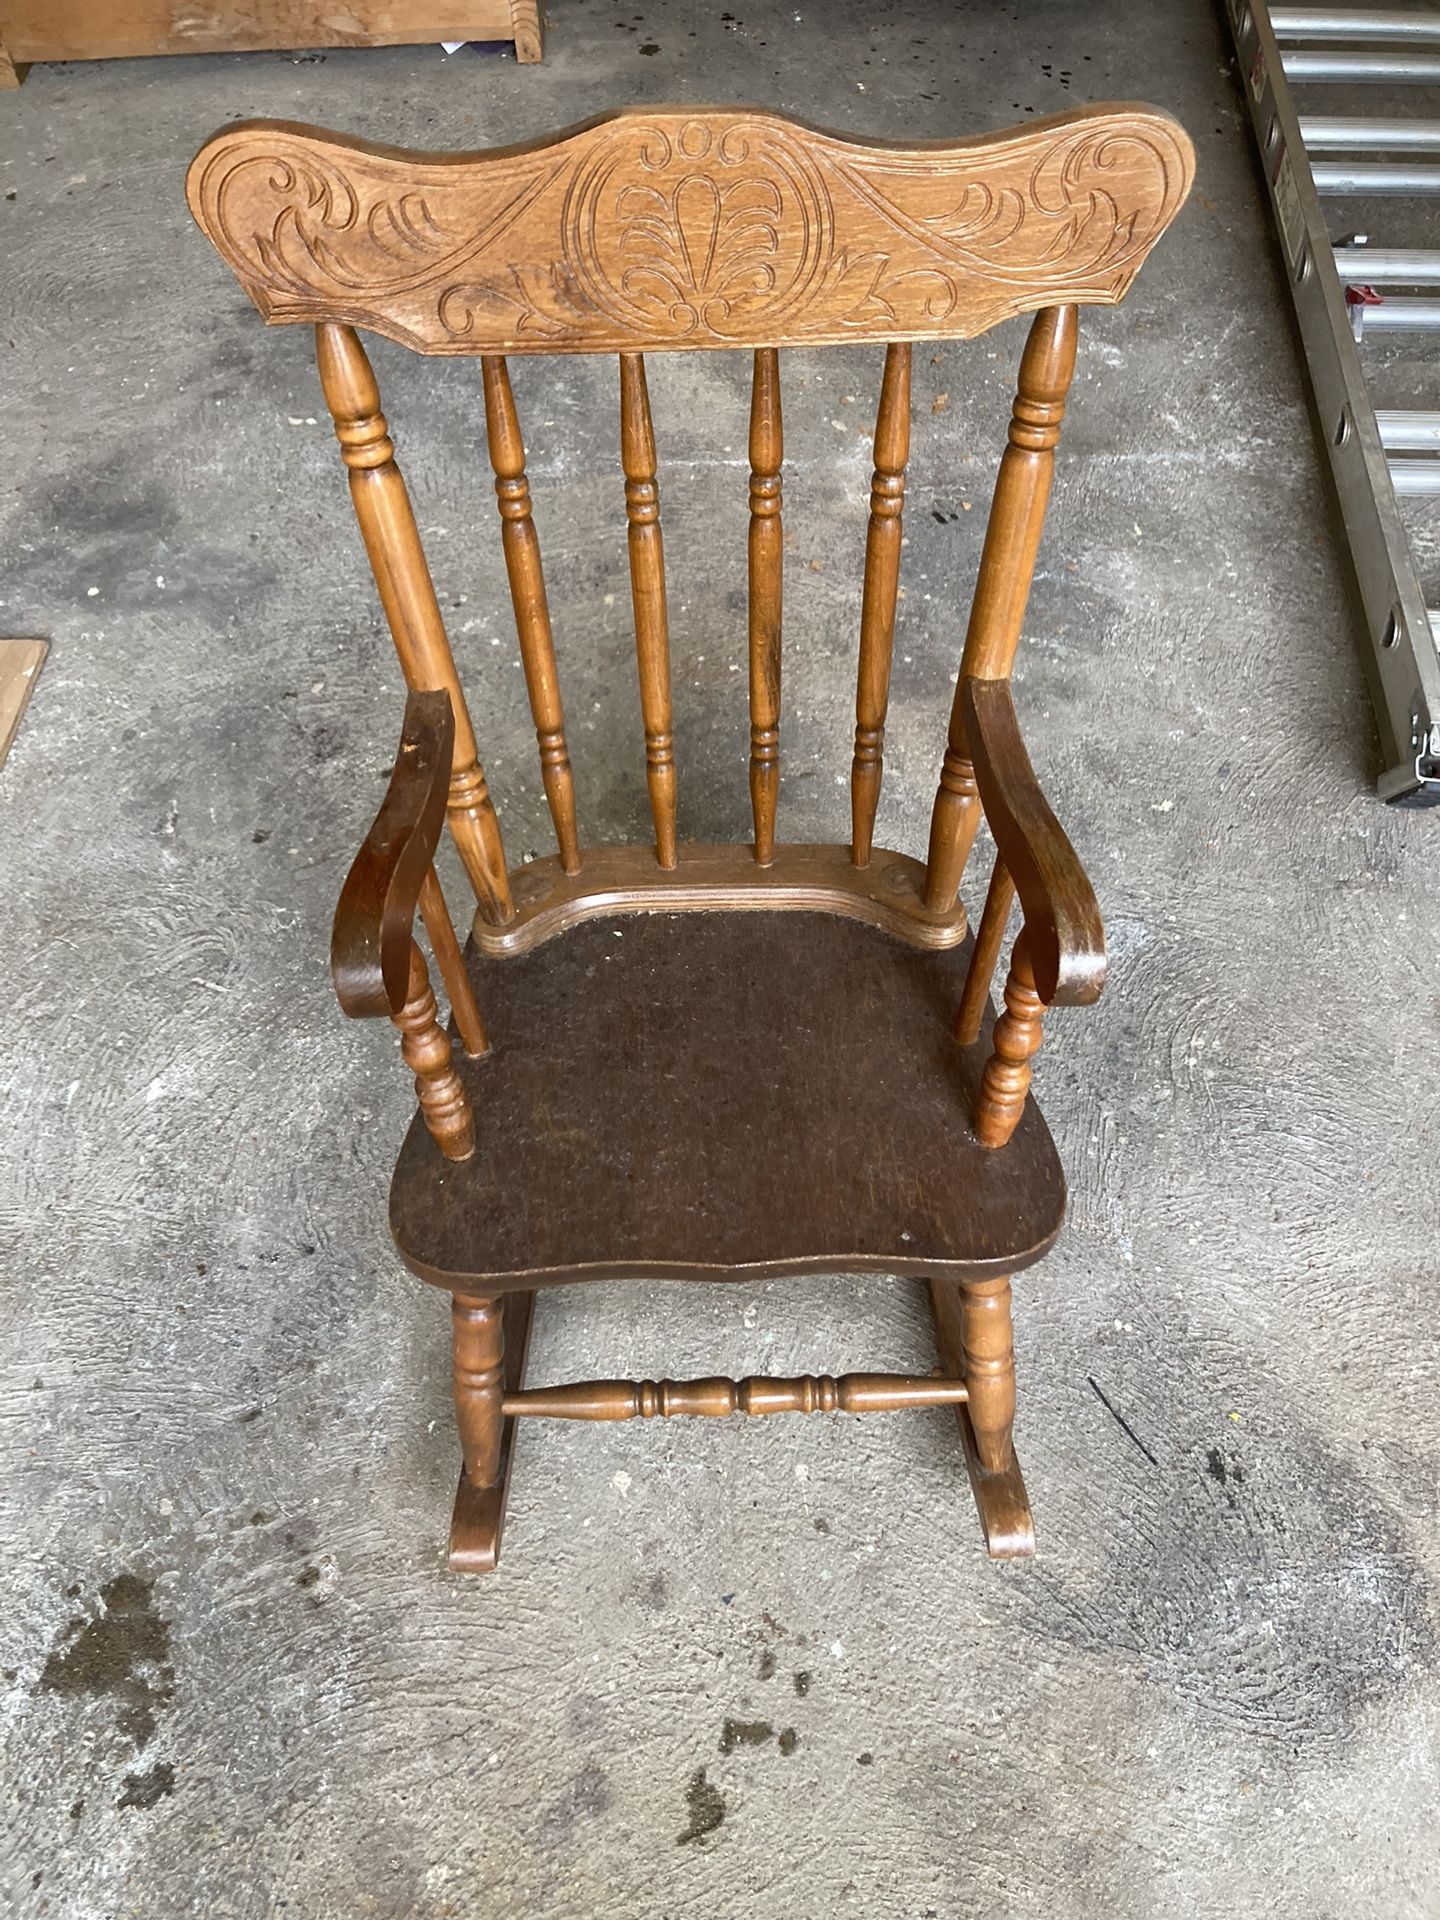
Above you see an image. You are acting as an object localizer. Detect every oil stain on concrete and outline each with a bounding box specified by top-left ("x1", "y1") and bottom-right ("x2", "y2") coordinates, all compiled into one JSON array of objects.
[{"x1": 39, "y1": 1575, "x2": 174, "y2": 1758}]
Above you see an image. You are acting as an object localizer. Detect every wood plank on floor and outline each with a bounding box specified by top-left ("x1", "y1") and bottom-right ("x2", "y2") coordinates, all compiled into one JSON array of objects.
[{"x1": 0, "y1": 639, "x2": 47, "y2": 770}]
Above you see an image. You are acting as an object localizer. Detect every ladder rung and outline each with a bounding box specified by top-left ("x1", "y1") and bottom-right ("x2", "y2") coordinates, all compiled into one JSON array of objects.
[
  {"x1": 1334, "y1": 245, "x2": 1440, "y2": 283},
  {"x1": 1314, "y1": 160, "x2": 1440, "y2": 193},
  {"x1": 1302, "y1": 117, "x2": 1440, "y2": 150},
  {"x1": 1388, "y1": 457, "x2": 1440, "y2": 496},
  {"x1": 1377, "y1": 410, "x2": 1440, "y2": 450},
  {"x1": 1282, "y1": 49, "x2": 1440, "y2": 80},
  {"x1": 1353, "y1": 297, "x2": 1440, "y2": 335},
  {"x1": 1273, "y1": 8, "x2": 1440, "y2": 43}
]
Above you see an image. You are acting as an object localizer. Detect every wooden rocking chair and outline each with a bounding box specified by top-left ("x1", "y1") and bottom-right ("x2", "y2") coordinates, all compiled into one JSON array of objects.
[{"x1": 187, "y1": 103, "x2": 1195, "y2": 1570}]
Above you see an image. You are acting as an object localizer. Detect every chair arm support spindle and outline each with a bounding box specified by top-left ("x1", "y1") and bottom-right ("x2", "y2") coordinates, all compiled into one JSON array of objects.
[
  {"x1": 419, "y1": 866, "x2": 488, "y2": 1059},
  {"x1": 954, "y1": 857, "x2": 1016, "y2": 1046}
]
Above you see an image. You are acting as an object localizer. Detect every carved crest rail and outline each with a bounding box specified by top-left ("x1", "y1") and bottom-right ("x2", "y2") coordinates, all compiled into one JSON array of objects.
[{"x1": 187, "y1": 104, "x2": 1195, "y2": 355}]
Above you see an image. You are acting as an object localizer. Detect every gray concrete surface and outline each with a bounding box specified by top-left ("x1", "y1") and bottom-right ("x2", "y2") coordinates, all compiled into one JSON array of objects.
[{"x1": 2, "y1": 2, "x2": 1438, "y2": 1914}]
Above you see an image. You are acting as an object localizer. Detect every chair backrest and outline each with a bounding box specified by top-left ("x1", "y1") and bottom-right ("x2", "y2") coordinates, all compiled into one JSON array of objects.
[{"x1": 187, "y1": 104, "x2": 1194, "y2": 935}]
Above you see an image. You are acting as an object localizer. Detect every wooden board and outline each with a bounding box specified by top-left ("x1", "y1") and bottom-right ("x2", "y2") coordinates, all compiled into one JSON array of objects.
[
  {"x1": 0, "y1": 639, "x2": 46, "y2": 770},
  {"x1": 0, "y1": 0, "x2": 541, "y2": 70}
]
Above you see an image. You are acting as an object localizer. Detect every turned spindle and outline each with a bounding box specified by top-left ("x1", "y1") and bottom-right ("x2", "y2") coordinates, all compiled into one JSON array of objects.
[
  {"x1": 482, "y1": 353, "x2": 581, "y2": 876},
  {"x1": 315, "y1": 323, "x2": 512, "y2": 924},
  {"x1": 452, "y1": 1293, "x2": 505, "y2": 1487},
  {"x1": 974, "y1": 931, "x2": 1046, "y2": 1148},
  {"x1": 748, "y1": 348, "x2": 784, "y2": 866},
  {"x1": 417, "y1": 866, "x2": 488, "y2": 1059},
  {"x1": 851, "y1": 343, "x2": 911, "y2": 867},
  {"x1": 620, "y1": 352, "x2": 679, "y2": 868},
  {"x1": 958, "y1": 1275, "x2": 1017, "y2": 1473},
  {"x1": 392, "y1": 940, "x2": 474, "y2": 1161},
  {"x1": 502, "y1": 1371, "x2": 969, "y2": 1420},
  {"x1": 954, "y1": 858, "x2": 1017, "y2": 1047},
  {"x1": 924, "y1": 305, "x2": 1078, "y2": 911}
]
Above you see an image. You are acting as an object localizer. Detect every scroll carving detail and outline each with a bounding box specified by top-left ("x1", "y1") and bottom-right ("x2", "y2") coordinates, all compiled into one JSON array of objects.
[{"x1": 188, "y1": 106, "x2": 1195, "y2": 354}]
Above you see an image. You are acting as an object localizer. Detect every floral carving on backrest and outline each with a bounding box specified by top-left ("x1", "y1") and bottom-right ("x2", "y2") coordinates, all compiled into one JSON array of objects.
[
  {"x1": 188, "y1": 107, "x2": 1195, "y2": 354},
  {"x1": 843, "y1": 117, "x2": 1193, "y2": 286},
  {"x1": 562, "y1": 118, "x2": 831, "y2": 341}
]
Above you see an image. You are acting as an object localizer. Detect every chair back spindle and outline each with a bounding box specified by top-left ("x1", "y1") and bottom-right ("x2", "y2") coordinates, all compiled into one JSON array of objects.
[
  {"x1": 315, "y1": 322, "x2": 513, "y2": 925},
  {"x1": 747, "y1": 348, "x2": 784, "y2": 866},
  {"x1": 619, "y1": 352, "x2": 679, "y2": 868},
  {"x1": 481, "y1": 355, "x2": 582, "y2": 876},
  {"x1": 851, "y1": 341, "x2": 911, "y2": 867},
  {"x1": 923, "y1": 303, "x2": 1078, "y2": 912}
]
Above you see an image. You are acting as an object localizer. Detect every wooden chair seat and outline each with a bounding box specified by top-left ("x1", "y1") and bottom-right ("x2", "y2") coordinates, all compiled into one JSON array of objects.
[{"x1": 390, "y1": 896, "x2": 1066, "y2": 1294}]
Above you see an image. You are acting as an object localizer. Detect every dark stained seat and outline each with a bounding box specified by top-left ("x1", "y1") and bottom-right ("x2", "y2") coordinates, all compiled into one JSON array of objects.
[
  {"x1": 391, "y1": 908, "x2": 1066, "y2": 1293},
  {"x1": 186, "y1": 101, "x2": 1195, "y2": 1574}
]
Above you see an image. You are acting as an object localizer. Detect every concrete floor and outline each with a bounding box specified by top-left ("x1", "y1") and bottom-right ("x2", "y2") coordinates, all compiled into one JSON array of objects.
[{"x1": 2, "y1": 1, "x2": 1438, "y2": 1914}]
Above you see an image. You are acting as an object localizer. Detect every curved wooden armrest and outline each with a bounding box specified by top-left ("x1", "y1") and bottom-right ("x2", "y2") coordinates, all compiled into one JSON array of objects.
[
  {"x1": 961, "y1": 677, "x2": 1105, "y2": 1007},
  {"x1": 332, "y1": 689, "x2": 454, "y2": 1019}
]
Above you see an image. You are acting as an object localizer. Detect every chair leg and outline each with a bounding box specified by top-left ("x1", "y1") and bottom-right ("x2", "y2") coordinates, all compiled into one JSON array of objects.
[
  {"x1": 447, "y1": 1290, "x2": 535, "y2": 1573},
  {"x1": 452, "y1": 1294, "x2": 504, "y2": 1483},
  {"x1": 960, "y1": 1275, "x2": 1016, "y2": 1472},
  {"x1": 926, "y1": 1277, "x2": 1035, "y2": 1559}
]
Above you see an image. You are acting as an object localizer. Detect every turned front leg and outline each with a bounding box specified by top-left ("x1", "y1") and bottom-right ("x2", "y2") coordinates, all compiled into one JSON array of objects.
[
  {"x1": 452, "y1": 1293, "x2": 505, "y2": 1489},
  {"x1": 960, "y1": 1275, "x2": 1016, "y2": 1473}
]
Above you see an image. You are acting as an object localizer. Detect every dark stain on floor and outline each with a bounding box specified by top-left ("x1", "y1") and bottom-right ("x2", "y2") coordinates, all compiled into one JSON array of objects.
[
  {"x1": 117, "y1": 1761, "x2": 175, "y2": 1811},
  {"x1": 718, "y1": 1717, "x2": 800, "y2": 1756},
  {"x1": 719, "y1": 1716, "x2": 773, "y2": 1754},
  {"x1": 541, "y1": 1759, "x2": 612, "y2": 1841},
  {"x1": 1206, "y1": 1446, "x2": 1242, "y2": 1493},
  {"x1": 39, "y1": 1573, "x2": 174, "y2": 1751},
  {"x1": 676, "y1": 1767, "x2": 725, "y2": 1845}
]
